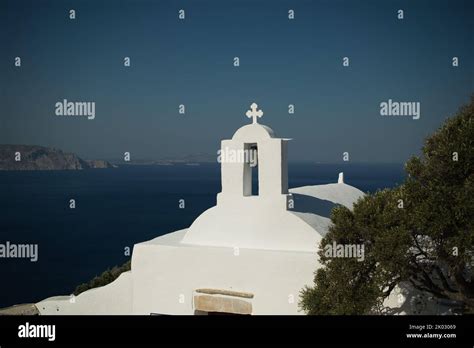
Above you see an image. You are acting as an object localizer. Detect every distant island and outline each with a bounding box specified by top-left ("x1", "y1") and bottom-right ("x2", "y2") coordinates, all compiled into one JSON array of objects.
[
  {"x1": 117, "y1": 152, "x2": 216, "y2": 166},
  {"x1": 0, "y1": 145, "x2": 115, "y2": 171}
]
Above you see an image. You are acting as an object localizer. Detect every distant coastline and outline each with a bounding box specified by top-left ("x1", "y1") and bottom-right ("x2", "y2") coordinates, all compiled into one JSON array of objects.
[
  {"x1": 111, "y1": 152, "x2": 216, "y2": 166},
  {"x1": 0, "y1": 145, "x2": 115, "y2": 171}
]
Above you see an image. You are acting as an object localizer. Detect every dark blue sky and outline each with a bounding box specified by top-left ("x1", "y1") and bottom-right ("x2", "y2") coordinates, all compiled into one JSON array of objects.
[{"x1": 1, "y1": 0, "x2": 473, "y2": 162}]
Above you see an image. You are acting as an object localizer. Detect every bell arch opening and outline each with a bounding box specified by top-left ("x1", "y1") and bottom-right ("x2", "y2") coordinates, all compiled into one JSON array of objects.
[{"x1": 243, "y1": 143, "x2": 258, "y2": 196}]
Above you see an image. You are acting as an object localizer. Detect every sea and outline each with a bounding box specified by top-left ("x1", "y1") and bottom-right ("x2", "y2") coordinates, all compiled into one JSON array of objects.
[{"x1": 0, "y1": 163, "x2": 405, "y2": 308}]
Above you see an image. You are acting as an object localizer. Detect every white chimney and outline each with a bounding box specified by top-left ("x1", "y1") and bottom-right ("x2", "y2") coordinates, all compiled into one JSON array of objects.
[{"x1": 338, "y1": 172, "x2": 344, "y2": 184}]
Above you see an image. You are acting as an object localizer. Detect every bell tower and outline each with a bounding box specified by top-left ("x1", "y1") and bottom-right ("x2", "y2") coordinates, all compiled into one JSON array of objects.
[
  {"x1": 217, "y1": 103, "x2": 290, "y2": 209},
  {"x1": 183, "y1": 102, "x2": 319, "y2": 251}
]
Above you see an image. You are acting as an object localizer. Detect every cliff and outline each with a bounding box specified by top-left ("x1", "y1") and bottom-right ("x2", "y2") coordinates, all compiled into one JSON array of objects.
[{"x1": 0, "y1": 145, "x2": 115, "y2": 170}]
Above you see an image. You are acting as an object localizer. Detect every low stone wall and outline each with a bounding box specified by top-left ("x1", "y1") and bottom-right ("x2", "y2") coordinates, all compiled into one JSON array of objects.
[{"x1": 0, "y1": 303, "x2": 39, "y2": 315}]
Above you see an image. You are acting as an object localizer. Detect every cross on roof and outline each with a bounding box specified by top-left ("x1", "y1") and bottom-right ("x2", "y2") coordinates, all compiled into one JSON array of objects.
[{"x1": 246, "y1": 102, "x2": 263, "y2": 124}]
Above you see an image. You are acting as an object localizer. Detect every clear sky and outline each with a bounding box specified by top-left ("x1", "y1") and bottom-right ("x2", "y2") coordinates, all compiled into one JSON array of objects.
[{"x1": 1, "y1": 0, "x2": 473, "y2": 162}]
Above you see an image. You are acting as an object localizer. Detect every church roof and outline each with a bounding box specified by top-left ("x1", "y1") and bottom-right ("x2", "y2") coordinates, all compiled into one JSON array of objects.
[
  {"x1": 149, "y1": 180, "x2": 365, "y2": 252},
  {"x1": 290, "y1": 182, "x2": 365, "y2": 211},
  {"x1": 288, "y1": 182, "x2": 365, "y2": 237}
]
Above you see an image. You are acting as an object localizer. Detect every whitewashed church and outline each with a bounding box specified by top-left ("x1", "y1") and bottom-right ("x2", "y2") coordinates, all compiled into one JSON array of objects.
[{"x1": 37, "y1": 103, "x2": 441, "y2": 315}]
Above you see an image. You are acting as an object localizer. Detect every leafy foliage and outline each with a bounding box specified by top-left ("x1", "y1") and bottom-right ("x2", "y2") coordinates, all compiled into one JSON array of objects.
[
  {"x1": 301, "y1": 96, "x2": 474, "y2": 314},
  {"x1": 73, "y1": 260, "x2": 131, "y2": 296}
]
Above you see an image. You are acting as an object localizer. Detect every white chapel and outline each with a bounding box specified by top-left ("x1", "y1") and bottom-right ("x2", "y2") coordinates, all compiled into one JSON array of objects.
[{"x1": 37, "y1": 103, "x2": 431, "y2": 315}]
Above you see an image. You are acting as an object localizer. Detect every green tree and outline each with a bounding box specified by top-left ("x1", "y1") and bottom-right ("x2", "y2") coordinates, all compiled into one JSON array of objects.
[
  {"x1": 73, "y1": 260, "x2": 131, "y2": 296},
  {"x1": 300, "y1": 96, "x2": 474, "y2": 314}
]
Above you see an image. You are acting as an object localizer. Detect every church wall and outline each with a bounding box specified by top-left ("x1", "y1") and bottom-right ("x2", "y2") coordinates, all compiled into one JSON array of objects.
[
  {"x1": 37, "y1": 271, "x2": 133, "y2": 315},
  {"x1": 131, "y1": 242, "x2": 318, "y2": 315}
]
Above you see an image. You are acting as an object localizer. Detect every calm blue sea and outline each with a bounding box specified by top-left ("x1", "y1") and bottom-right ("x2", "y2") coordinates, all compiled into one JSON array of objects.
[{"x1": 0, "y1": 163, "x2": 404, "y2": 308}]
